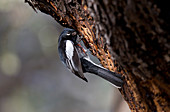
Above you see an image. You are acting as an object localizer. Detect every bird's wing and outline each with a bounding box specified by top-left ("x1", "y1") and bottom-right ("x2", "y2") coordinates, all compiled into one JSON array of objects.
[{"x1": 65, "y1": 40, "x2": 88, "y2": 82}]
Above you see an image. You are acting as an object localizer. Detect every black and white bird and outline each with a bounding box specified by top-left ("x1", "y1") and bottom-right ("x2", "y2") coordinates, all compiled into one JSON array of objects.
[{"x1": 58, "y1": 28, "x2": 123, "y2": 88}]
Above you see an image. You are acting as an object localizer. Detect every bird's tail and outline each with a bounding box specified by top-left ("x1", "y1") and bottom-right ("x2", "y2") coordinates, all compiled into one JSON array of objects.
[{"x1": 81, "y1": 57, "x2": 123, "y2": 88}]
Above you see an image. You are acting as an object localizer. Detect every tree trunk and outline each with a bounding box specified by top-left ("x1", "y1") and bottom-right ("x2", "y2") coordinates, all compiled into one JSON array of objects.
[{"x1": 25, "y1": 0, "x2": 170, "y2": 111}]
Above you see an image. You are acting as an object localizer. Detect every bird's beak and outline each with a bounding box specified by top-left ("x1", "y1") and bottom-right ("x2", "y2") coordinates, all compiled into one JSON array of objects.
[{"x1": 71, "y1": 31, "x2": 77, "y2": 36}]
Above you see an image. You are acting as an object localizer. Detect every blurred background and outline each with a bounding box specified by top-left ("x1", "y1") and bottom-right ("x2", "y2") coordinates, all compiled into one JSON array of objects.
[{"x1": 0, "y1": 0, "x2": 130, "y2": 112}]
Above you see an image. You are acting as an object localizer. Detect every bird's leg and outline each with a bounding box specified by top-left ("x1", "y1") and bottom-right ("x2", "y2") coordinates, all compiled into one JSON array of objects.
[
  {"x1": 77, "y1": 44, "x2": 87, "y2": 55},
  {"x1": 75, "y1": 35, "x2": 87, "y2": 54},
  {"x1": 77, "y1": 35, "x2": 83, "y2": 43}
]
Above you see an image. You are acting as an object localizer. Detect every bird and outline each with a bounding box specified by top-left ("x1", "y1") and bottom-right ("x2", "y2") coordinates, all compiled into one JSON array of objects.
[{"x1": 58, "y1": 28, "x2": 123, "y2": 88}]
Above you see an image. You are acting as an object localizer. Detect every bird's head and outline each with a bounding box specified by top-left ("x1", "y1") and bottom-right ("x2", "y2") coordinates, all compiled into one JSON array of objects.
[{"x1": 58, "y1": 28, "x2": 78, "y2": 43}]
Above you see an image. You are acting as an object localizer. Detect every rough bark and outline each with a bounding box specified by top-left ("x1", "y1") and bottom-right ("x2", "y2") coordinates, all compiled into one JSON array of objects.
[{"x1": 25, "y1": 0, "x2": 170, "y2": 111}]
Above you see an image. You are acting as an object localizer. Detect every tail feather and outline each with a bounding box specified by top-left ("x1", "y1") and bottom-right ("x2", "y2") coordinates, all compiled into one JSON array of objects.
[
  {"x1": 97, "y1": 68, "x2": 123, "y2": 88},
  {"x1": 80, "y1": 57, "x2": 123, "y2": 88}
]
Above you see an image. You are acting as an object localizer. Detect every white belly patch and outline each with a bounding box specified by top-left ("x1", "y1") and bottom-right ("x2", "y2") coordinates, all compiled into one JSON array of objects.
[{"x1": 66, "y1": 40, "x2": 74, "y2": 59}]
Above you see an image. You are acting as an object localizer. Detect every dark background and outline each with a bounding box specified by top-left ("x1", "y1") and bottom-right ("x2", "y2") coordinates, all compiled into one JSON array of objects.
[{"x1": 0, "y1": 1, "x2": 130, "y2": 112}]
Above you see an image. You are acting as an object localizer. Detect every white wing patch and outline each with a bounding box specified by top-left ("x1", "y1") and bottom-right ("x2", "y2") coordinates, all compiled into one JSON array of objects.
[
  {"x1": 66, "y1": 40, "x2": 74, "y2": 59},
  {"x1": 83, "y1": 56, "x2": 106, "y2": 70}
]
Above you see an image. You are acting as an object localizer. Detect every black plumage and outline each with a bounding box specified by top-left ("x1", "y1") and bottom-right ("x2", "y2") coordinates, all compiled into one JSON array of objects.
[{"x1": 58, "y1": 28, "x2": 123, "y2": 88}]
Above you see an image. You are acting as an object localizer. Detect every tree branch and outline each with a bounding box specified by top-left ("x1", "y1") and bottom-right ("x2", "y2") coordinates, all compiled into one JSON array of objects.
[{"x1": 25, "y1": 0, "x2": 170, "y2": 111}]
